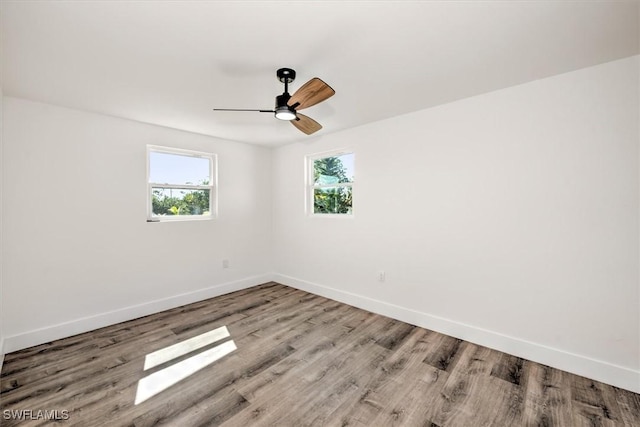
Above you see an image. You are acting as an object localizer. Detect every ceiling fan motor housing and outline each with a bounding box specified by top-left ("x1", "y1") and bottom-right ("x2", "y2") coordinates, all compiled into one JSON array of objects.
[
  {"x1": 276, "y1": 93, "x2": 291, "y2": 108},
  {"x1": 275, "y1": 93, "x2": 296, "y2": 121}
]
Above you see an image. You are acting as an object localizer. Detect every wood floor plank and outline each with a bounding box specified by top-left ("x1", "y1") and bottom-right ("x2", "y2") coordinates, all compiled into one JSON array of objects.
[
  {"x1": 570, "y1": 375, "x2": 625, "y2": 427},
  {"x1": 221, "y1": 312, "x2": 394, "y2": 425},
  {"x1": 235, "y1": 308, "x2": 373, "y2": 405},
  {"x1": 224, "y1": 329, "x2": 390, "y2": 426},
  {"x1": 379, "y1": 371, "x2": 450, "y2": 427},
  {"x1": 331, "y1": 327, "x2": 436, "y2": 425},
  {"x1": 490, "y1": 353, "x2": 528, "y2": 387},
  {"x1": 523, "y1": 363, "x2": 574, "y2": 427},
  {"x1": 615, "y1": 386, "x2": 640, "y2": 427},
  {"x1": 425, "y1": 342, "x2": 507, "y2": 426},
  {"x1": 1, "y1": 282, "x2": 637, "y2": 427},
  {"x1": 421, "y1": 334, "x2": 464, "y2": 373}
]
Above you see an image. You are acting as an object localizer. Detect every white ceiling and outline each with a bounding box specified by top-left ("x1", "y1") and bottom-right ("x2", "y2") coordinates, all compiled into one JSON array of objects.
[{"x1": 2, "y1": 1, "x2": 638, "y2": 147}]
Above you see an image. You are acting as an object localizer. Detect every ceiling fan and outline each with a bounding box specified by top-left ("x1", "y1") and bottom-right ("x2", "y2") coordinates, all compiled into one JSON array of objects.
[{"x1": 213, "y1": 68, "x2": 335, "y2": 135}]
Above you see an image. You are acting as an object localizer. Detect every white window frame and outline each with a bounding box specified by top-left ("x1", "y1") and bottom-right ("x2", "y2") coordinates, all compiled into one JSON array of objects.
[
  {"x1": 147, "y1": 145, "x2": 217, "y2": 222},
  {"x1": 306, "y1": 149, "x2": 354, "y2": 218}
]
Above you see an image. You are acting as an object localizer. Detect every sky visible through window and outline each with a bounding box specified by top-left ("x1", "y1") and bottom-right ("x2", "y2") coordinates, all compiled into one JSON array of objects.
[
  {"x1": 340, "y1": 153, "x2": 355, "y2": 181},
  {"x1": 149, "y1": 151, "x2": 210, "y2": 185}
]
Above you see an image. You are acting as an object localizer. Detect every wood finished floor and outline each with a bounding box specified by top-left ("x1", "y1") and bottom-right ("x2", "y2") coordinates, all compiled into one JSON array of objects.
[{"x1": 1, "y1": 282, "x2": 639, "y2": 427}]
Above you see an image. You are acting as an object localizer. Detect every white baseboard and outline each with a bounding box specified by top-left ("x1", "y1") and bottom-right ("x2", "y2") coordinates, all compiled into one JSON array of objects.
[
  {"x1": 274, "y1": 274, "x2": 640, "y2": 394},
  {"x1": 4, "y1": 274, "x2": 275, "y2": 354}
]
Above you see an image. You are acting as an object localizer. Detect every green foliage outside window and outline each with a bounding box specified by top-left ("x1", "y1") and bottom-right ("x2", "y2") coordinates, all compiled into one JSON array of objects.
[
  {"x1": 313, "y1": 155, "x2": 353, "y2": 214},
  {"x1": 152, "y1": 180, "x2": 210, "y2": 216},
  {"x1": 313, "y1": 186, "x2": 352, "y2": 214}
]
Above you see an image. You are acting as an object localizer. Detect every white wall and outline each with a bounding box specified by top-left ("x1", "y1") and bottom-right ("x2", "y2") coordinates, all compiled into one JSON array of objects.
[
  {"x1": 0, "y1": 7, "x2": 5, "y2": 371},
  {"x1": 2, "y1": 97, "x2": 273, "y2": 351},
  {"x1": 0, "y1": 88, "x2": 4, "y2": 372},
  {"x1": 272, "y1": 56, "x2": 640, "y2": 393}
]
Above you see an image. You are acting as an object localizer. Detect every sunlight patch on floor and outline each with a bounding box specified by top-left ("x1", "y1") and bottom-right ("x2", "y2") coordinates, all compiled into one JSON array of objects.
[
  {"x1": 143, "y1": 325, "x2": 230, "y2": 370},
  {"x1": 135, "y1": 328, "x2": 236, "y2": 405}
]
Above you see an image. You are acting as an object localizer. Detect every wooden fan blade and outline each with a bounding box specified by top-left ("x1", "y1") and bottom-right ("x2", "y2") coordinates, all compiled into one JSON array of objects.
[
  {"x1": 292, "y1": 113, "x2": 322, "y2": 135},
  {"x1": 288, "y1": 78, "x2": 335, "y2": 110}
]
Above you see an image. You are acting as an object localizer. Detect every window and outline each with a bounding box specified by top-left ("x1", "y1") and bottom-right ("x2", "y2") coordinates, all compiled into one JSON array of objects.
[
  {"x1": 307, "y1": 151, "x2": 354, "y2": 216},
  {"x1": 147, "y1": 146, "x2": 216, "y2": 221}
]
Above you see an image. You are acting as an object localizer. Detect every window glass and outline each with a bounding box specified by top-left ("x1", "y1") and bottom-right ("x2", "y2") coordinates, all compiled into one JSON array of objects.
[
  {"x1": 151, "y1": 188, "x2": 211, "y2": 216},
  {"x1": 313, "y1": 187, "x2": 352, "y2": 215},
  {"x1": 313, "y1": 153, "x2": 354, "y2": 185},
  {"x1": 149, "y1": 151, "x2": 210, "y2": 185},
  {"x1": 148, "y1": 146, "x2": 216, "y2": 221},
  {"x1": 309, "y1": 152, "x2": 354, "y2": 216}
]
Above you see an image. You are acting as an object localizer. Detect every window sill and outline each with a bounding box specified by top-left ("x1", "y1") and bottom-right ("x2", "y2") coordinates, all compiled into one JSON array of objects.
[
  {"x1": 307, "y1": 214, "x2": 354, "y2": 219},
  {"x1": 147, "y1": 216, "x2": 214, "y2": 223}
]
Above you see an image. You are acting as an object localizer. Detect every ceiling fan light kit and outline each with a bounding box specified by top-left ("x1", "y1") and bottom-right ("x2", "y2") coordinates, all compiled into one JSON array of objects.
[
  {"x1": 214, "y1": 68, "x2": 335, "y2": 135},
  {"x1": 275, "y1": 107, "x2": 296, "y2": 121}
]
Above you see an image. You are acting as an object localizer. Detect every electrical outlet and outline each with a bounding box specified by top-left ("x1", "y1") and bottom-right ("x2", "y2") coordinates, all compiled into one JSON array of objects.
[
  {"x1": 378, "y1": 271, "x2": 386, "y2": 282},
  {"x1": 222, "y1": 259, "x2": 230, "y2": 269}
]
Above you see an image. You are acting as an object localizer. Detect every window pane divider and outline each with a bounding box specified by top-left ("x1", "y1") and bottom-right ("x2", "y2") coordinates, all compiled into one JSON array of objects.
[
  {"x1": 150, "y1": 183, "x2": 213, "y2": 190},
  {"x1": 312, "y1": 183, "x2": 353, "y2": 189}
]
